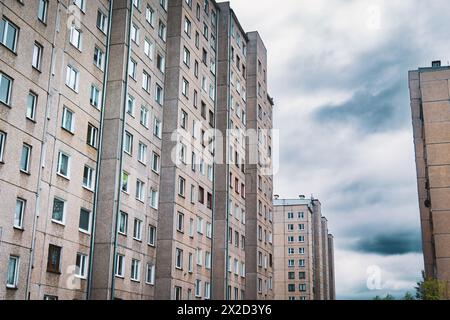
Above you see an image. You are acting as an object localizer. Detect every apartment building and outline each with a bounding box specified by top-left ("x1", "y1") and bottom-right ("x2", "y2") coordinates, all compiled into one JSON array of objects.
[
  {"x1": 212, "y1": 2, "x2": 248, "y2": 300},
  {"x1": 409, "y1": 61, "x2": 450, "y2": 298},
  {"x1": 155, "y1": 0, "x2": 218, "y2": 300},
  {"x1": 244, "y1": 31, "x2": 274, "y2": 300},
  {"x1": 0, "y1": 0, "x2": 273, "y2": 301},
  {"x1": 273, "y1": 197, "x2": 335, "y2": 300}
]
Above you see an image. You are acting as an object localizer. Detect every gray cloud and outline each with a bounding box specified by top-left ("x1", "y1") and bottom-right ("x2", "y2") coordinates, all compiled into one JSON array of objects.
[
  {"x1": 228, "y1": 0, "x2": 450, "y2": 299},
  {"x1": 354, "y1": 230, "x2": 422, "y2": 256},
  {"x1": 313, "y1": 81, "x2": 407, "y2": 134}
]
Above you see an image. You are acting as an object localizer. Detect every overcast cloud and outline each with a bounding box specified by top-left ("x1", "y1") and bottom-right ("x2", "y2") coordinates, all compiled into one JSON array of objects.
[{"x1": 228, "y1": 0, "x2": 450, "y2": 299}]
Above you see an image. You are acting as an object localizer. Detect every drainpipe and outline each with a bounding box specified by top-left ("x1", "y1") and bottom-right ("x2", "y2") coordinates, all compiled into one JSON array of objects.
[
  {"x1": 87, "y1": 0, "x2": 114, "y2": 300},
  {"x1": 25, "y1": 1, "x2": 63, "y2": 300},
  {"x1": 224, "y1": 10, "x2": 232, "y2": 301},
  {"x1": 210, "y1": 7, "x2": 219, "y2": 301},
  {"x1": 110, "y1": 0, "x2": 134, "y2": 300}
]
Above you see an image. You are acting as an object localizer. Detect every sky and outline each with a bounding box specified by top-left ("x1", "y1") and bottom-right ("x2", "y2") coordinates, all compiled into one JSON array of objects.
[{"x1": 228, "y1": 0, "x2": 450, "y2": 299}]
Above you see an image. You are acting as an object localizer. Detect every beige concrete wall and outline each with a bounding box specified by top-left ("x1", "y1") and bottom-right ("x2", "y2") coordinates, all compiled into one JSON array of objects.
[{"x1": 410, "y1": 66, "x2": 450, "y2": 297}]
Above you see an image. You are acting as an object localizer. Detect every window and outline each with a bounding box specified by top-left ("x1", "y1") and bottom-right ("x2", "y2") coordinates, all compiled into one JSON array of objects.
[
  {"x1": 26, "y1": 91, "x2": 38, "y2": 121},
  {"x1": 87, "y1": 124, "x2": 98, "y2": 148},
  {"x1": 207, "y1": 192, "x2": 212, "y2": 210},
  {"x1": 131, "y1": 23, "x2": 139, "y2": 44},
  {"x1": 127, "y1": 94, "x2": 135, "y2": 115},
  {"x1": 160, "y1": 0, "x2": 168, "y2": 11},
  {"x1": 20, "y1": 143, "x2": 31, "y2": 173},
  {"x1": 97, "y1": 10, "x2": 107, "y2": 33},
  {"x1": 203, "y1": 282, "x2": 211, "y2": 300},
  {"x1": 14, "y1": 198, "x2": 25, "y2": 229},
  {"x1": 0, "y1": 18, "x2": 19, "y2": 52},
  {"x1": 69, "y1": 26, "x2": 82, "y2": 50},
  {"x1": 288, "y1": 259, "x2": 295, "y2": 268},
  {"x1": 6, "y1": 256, "x2": 19, "y2": 288},
  {"x1": 288, "y1": 248, "x2": 294, "y2": 255},
  {"x1": 184, "y1": 17, "x2": 191, "y2": 36},
  {"x1": 288, "y1": 272, "x2": 295, "y2": 280},
  {"x1": 150, "y1": 189, "x2": 159, "y2": 209},
  {"x1": 90, "y1": 85, "x2": 101, "y2": 108},
  {"x1": 133, "y1": 0, "x2": 141, "y2": 9},
  {"x1": 176, "y1": 212, "x2": 184, "y2": 232},
  {"x1": 62, "y1": 107, "x2": 75, "y2": 133},
  {"x1": 155, "y1": 84, "x2": 164, "y2": 105},
  {"x1": 65, "y1": 65, "x2": 79, "y2": 92},
  {"x1": 299, "y1": 272, "x2": 306, "y2": 280},
  {"x1": 94, "y1": 47, "x2": 105, "y2": 70},
  {"x1": 138, "y1": 142, "x2": 147, "y2": 164},
  {"x1": 153, "y1": 117, "x2": 162, "y2": 139},
  {"x1": 203, "y1": 23, "x2": 209, "y2": 40},
  {"x1": 158, "y1": 20, "x2": 166, "y2": 42},
  {"x1": 136, "y1": 180, "x2": 145, "y2": 202},
  {"x1": 287, "y1": 224, "x2": 294, "y2": 232},
  {"x1": 57, "y1": 151, "x2": 70, "y2": 178},
  {"x1": 146, "y1": 264, "x2": 155, "y2": 285},
  {"x1": 148, "y1": 225, "x2": 156, "y2": 246},
  {"x1": 299, "y1": 235, "x2": 305, "y2": 243},
  {"x1": 299, "y1": 224, "x2": 305, "y2": 231},
  {"x1": 52, "y1": 198, "x2": 65, "y2": 224},
  {"x1": 83, "y1": 165, "x2": 95, "y2": 190},
  {"x1": 299, "y1": 248, "x2": 305, "y2": 255},
  {"x1": 75, "y1": 253, "x2": 88, "y2": 279},
  {"x1": 47, "y1": 244, "x2": 62, "y2": 273},
  {"x1": 79, "y1": 208, "x2": 91, "y2": 233},
  {"x1": 118, "y1": 211, "x2": 128, "y2": 235},
  {"x1": 124, "y1": 131, "x2": 133, "y2": 155},
  {"x1": 198, "y1": 186, "x2": 204, "y2": 204},
  {"x1": 115, "y1": 253, "x2": 125, "y2": 277},
  {"x1": 299, "y1": 284, "x2": 307, "y2": 292},
  {"x1": 175, "y1": 286, "x2": 182, "y2": 300},
  {"x1": 299, "y1": 259, "x2": 305, "y2": 267},
  {"x1": 196, "y1": 248, "x2": 203, "y2": 266},
  {"x1": 195, "y1": 279, "x2": 202, "y2": 297},
  {"x1": 178, "y1": 176, "x2": 186, "y2": 197},
  {"x1": 197, "y1": 217, "x2": 204, "y2": 235},
  {"x1": 73, "y1": 0, "x2": 86, "y2": 11},
  {"x1": 157, "y1": 54, "x2": 165, "y2": 73},
  {"x1": 190, "y1": 184, "x2": 196, "y2": 204},
  {"x1": 206, "y1": 222, "x2": 212, "y2": 239},
  {"x1": 142, "y1": 70, "x2": 150, "y2": 92},
  {"x1": 182, "y1": 78, "x2": 189, "y2": 97},
  {"x1": 194, "y1": 61, "x2": 199, "y2": 78},
  {"x1": 175, "y1": 248, "x2": 183, "y2": 269},
  {"x1": 189, "y1": 218, "x2": 194, "y2": 238},
  {"x1": 0, "y1": 72, "x2": 13, "y2": 105},
  {"x1": 151, "y1": 152, "x2": 160, "y2": 173},
  {"x1": 288, "y1": 284, "x2": 295, "y2": 293},
  {"x1": 205, "y1": 251, "x2": 211, "y2": 269},
  {"x1": 140, "y1": 106, "x2": 149, "y2": 128},
  {"x1": 128, "y1": 58, "x2": 137, "y2": 79},
  {"x1": 144, "y1": 38, "x2": 154, "y2": 60},
  {"x1": 32, "y1": 42, "x2": 43, "y2": 70},
  {"x1": 38, "y1": 0, "x2": 49, "y2": 23},
  {"x1": 121, "y1": 171, "x2": 129, "y2": 193},
  {"x1": 146, "y1": 6, "x2": 155, "y2": 26},
  {"x1": 131, "y1": 259, "x2": 141, "y2": 281},
  {"x1": 183, "y1": 46, "x2": 190, "y2": 66}
]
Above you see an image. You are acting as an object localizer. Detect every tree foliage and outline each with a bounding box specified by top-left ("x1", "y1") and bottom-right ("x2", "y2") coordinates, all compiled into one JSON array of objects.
[{"x1": 415, "y1": 271, "x2": 447, "y2": 300}]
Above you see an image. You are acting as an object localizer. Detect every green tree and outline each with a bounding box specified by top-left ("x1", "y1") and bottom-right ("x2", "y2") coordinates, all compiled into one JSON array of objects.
[
  {"x1": 403, "y1": 292, "x2": 415, "y2": 300},
  {"x1": 415, "y1": 271, "x2": 447, "y2": 300},
  {"x1": 383, "y1": 294, "x2": 395, "y2": 300}
]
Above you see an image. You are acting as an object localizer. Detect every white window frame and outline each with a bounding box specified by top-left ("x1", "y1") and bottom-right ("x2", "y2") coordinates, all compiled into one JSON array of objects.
[{"x1": 57, "y1": 151, "x2": 70, "y2": 178}]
